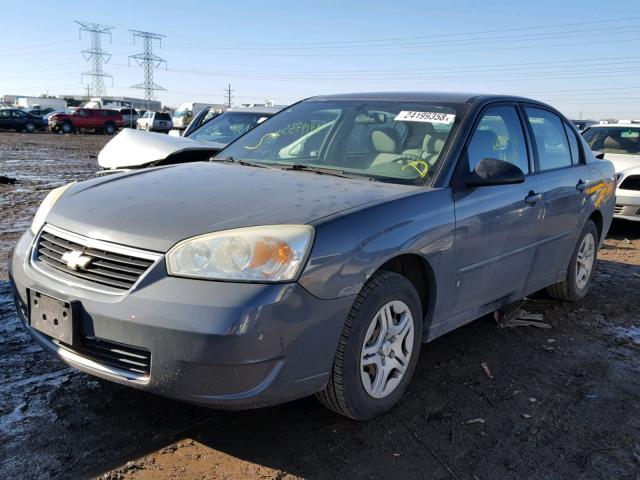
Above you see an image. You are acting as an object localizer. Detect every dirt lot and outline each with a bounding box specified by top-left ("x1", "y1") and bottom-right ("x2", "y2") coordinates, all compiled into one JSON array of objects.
[{"x1": 1, "y1": 131, "x2": 639, "y2": 480}]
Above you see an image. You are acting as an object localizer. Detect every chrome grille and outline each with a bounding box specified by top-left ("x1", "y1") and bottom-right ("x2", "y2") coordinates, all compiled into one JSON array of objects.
[
  {"x1": 614, "y1": 204, "x2": 624, "y2": 214},
  {"x1": 77, "y1": 336, "x2": 151, "y2": 376},
  {"x1": 33, "y1": 225, "x2": 161, "y2": 294}
]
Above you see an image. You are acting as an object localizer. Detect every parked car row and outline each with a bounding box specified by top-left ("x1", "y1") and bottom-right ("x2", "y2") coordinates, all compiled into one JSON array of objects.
[{"x1": 10, "y1": 92, "x2": 617, "y2": 421}]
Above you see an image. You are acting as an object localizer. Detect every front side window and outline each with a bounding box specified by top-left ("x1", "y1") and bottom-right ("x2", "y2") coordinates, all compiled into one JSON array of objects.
[
  {"x1": 525, "y1": 107, "x2": 572, "y2": 171},
  {"x1": 77, "y1": 109, "x2": 89, "y2": 117},
  {"x1": 582, "y1": 127, "x2": 640, "y2": 156},
  {"x1": 218, "y1": 100, "x2": 465, "y2": 184},
  {"x1": 12, "y1": 110, "x2": 27, "y2": 118},
  {"x1": 467, "y1": 106, "x2": 529, "y2": 173}
]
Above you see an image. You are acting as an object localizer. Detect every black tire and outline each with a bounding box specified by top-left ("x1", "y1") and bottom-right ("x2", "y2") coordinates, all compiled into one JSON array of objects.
[
  {"x1": 546, "y1": 220, "x2": 599, "y2": 302},
  {"x1": 61, "y1": 121, "x2": 73, "y2": 134},
  {"x1": 316, "y1": 271, "x2": 423, "y2": 420},
  {"x1": 104, "y1": 123, "x2": 116, "y2": 135},
  {"x1": 24, "y1": 122, "x2": 36, "y2": 133}
]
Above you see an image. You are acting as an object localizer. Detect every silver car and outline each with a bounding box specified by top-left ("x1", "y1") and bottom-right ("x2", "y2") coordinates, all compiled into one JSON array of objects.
[
  {"x1": 10, "y1": 92, "x2": 615, "y2": 420},
  {"x1": 136, "y1": 111, "x2": 173, "y2": 133}
]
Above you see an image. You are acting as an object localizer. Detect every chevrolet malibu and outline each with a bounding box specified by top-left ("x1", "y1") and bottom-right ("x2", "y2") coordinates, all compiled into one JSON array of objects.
[{"x1": 10, "y1": 92, "x2": 615, "y2": 420}]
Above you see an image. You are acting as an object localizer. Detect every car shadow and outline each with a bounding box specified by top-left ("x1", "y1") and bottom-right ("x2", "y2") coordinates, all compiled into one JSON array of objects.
[{"x1": 606, "y1": 219, "x2": 640, "y2": 240}]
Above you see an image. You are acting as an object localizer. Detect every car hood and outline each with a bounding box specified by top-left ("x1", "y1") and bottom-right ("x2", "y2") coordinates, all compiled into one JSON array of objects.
[
  {"x1": 47, "y1": 162, "x2": 420, "y2": 251},
  {"x1": 600, "y1": 153, "x2": 640, "y2": 173},
  {"x1": 98, "y1": 128, "x2": 225, "y2": 169}
]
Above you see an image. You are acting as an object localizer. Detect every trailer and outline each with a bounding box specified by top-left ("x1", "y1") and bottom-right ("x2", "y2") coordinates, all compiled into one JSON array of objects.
[{"x1": 15, "y1": 97, "x2": 67, "y2": 111}]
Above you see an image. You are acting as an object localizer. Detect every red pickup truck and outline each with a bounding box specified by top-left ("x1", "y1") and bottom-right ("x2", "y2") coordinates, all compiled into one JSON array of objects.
[{"x1": 49, "y1": 108, "x2": 124, "y2": 135}]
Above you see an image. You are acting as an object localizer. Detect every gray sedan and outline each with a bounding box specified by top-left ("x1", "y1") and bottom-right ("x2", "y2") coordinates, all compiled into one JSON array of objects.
[{"x1": 10, "y1": 92, "x2": 615, "y2": 420}]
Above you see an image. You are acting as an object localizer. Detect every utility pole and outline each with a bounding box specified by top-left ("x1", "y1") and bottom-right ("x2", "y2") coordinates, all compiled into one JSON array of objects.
[
  {"x1": 128, "y1": 30, "x2": 167, "y2": 111},
  {"x1": 75, "y1": 20, "x2": 113, "y2": 97},
  {"x1": 225, "y1": 84, "x2": 233, "y2": 108}
]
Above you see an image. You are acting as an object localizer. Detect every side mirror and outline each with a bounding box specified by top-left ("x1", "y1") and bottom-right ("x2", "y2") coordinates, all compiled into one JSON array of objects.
[
  {"x1": 463, "y1": 157, "x2": 525, "y2": 187},
  {"x1": 594, "y1": 151, "x2": 605, "y2": 160}
]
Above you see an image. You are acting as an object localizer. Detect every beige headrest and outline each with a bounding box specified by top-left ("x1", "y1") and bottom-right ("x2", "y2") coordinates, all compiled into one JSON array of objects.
[
  {"x1": 423, "y1": 132, "x2": 447, "y2": 152},
  {"x1": 371, "y1": 129, "x2": 399, "y2": 154}
]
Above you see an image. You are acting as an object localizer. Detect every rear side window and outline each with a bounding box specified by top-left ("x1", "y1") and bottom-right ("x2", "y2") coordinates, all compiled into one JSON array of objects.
[
  {"x1": 467, "y1": 106, "x2": 529, "y2": 174},
  {"x1": 525, "y1": 107, "x2": 572, "y2": 171},
  {"x1": 563, "y1": 122, "x2": 581, "y2": 165}
]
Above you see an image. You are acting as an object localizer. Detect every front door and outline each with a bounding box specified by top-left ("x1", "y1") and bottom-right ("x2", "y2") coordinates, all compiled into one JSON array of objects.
[
  {"x1": 452, "y1": 105, "x2": 543, "y2": 315},
  {"x1": 0, "y1": 110, "x2": 12, "y2": 130},
  {"x1": 522, "y1": 106, "x2": 591, "y2": 281}
]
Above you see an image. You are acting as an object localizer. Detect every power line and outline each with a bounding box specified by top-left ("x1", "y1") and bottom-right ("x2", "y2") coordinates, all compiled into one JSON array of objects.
[
  {"x1": 128, "y1": 30, "x2": 167, "y2": 109},
  {"x1": 75, "y1": 20, "x2": 114, "y2": 97}
]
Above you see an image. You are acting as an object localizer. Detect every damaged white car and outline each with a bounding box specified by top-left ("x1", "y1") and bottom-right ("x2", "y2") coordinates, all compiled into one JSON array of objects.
[{"x1": 98, "y1": 106, "x2": 282, "y2": 174}]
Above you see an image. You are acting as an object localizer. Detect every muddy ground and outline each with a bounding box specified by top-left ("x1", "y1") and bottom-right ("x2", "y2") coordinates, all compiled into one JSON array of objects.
[{"x1": 1, "y1": 131, "x2": 639, "y2": 480}]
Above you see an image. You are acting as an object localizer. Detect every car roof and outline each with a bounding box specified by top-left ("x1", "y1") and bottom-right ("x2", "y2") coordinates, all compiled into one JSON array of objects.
[
  {"x1": 587, "y1": 124, "x2": 640, "y2": 129},
  {"x1": 307, "y1": 91, "x2": 550, "y2": 106},
  {"x1": 227, "y1": 106, "x2": 283, "y2": 115}
]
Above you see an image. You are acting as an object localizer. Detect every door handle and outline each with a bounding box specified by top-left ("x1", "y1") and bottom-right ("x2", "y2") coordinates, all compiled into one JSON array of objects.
[
  {"x1": 525, "y1": 191, "x2": 542, "y2": 206},
  {"x1": 576, "y1": 180, "x2": 587, "y2": 191}
]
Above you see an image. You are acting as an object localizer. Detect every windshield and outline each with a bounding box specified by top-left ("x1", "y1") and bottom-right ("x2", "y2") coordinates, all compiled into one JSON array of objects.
[
  {"x1": 217, "y1": 100, "x2": 464, "y2": 184},
  {"x1": 189, "y1": 111, "x2": 271, "y2": 144},
  {"x1": 583, "y1": 127, "x2": 640, "y2": 155},
  {"x1": 173, "y1": 110, "x2": 189, "y2": 118}
]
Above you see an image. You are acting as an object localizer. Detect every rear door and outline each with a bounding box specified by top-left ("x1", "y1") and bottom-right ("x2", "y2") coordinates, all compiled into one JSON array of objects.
[
  {"x1": 452, "y1": 104, "x2": 543, "y2": 315},
  {"x1": 522, "y1": 106, "x2": 591, "y2": 281}
]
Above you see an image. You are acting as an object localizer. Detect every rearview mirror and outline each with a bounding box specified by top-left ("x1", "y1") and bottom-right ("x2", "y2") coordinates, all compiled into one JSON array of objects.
[{"x1": 463, "y1": 157, "x2": 525, "y2": 187}]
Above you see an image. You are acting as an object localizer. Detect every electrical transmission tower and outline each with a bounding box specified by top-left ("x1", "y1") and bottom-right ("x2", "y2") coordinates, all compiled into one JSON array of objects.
[
  {"x1": 75, "y1": 20, "x2": 114, "y2": 97},
  {"x1": 225, "y1": 84, "x2": 233, "y2": 108},
  {"x1": 128, "y1": 30, "x2": 167, "y2": 109}
]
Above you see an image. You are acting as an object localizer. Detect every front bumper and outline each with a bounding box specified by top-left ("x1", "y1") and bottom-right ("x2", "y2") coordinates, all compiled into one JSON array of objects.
[
  {"x1": 614, "y1": 190, "x2": 640, "y2": 221},
  {"x1": 10, "y1": 228, "x2": 353, "y2": 408}
]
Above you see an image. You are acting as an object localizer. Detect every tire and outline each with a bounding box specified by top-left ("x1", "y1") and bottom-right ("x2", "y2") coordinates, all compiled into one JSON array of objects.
[
  {"x1": 24, "y1": 122, "x2": 36, "y2": 133},
  {"x1": 316, "y1": 271, "x2": 423, "y2": 420},
  {"x1": 61, "y1": 121, "x2": 73, "y2": 134},
  {"x1": 546, "y1": 220, "x2": 599, "y2": 302},
  {"x1": 104, "y1": 123, "x2": 116, "y2": 135}
]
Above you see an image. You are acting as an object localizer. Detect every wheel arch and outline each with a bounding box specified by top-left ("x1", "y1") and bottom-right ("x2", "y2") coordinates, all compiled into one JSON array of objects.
[
  {"x1": 588, "y1": 209, "x2": 603, "y2": 241},
  {"x1": 376, "y1": 253, "x2": 437, "y2": 328}
]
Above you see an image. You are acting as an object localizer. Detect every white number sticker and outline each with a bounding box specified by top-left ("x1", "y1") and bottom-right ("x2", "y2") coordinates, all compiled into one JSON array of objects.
[{"x1": 394, "y1": 111, "x2": 456, "y2": 124}]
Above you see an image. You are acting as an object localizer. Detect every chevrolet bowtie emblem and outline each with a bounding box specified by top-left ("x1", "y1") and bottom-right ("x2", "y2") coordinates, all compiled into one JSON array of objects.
[{"x1": 61, "y1": 250, "x2": 93, "y2": 270}]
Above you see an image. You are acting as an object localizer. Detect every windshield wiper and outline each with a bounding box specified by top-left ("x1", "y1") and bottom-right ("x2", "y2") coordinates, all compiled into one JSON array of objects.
[
  {"x1": 278, "y1": 163, "x2": 376, "y2": 180},
  {"x1": 210, "y1": 156, "x2": 272, "y2": 169}
]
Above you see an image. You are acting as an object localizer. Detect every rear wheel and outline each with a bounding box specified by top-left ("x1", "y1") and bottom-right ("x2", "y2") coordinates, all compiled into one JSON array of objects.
[
  {"x1": 24, "y1": 122, "x2": 36, "y2": 133},
  {"x1": 316, "y1": 271, "x2": 422, "y2": 420},
  {"x1": 546, "y1": 220, "x2": 598, "y2": 301},
  {"x1": 104, "y1": 123, "x2": 116, "y2": 135}
]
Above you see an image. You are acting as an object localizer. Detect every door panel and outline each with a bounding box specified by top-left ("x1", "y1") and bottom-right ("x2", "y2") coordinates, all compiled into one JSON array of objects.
[
  {"x1": 523, "y1": 108, "x2": 590, "y2": 280},
  {"x1": 452, "y1": 105, "x2": 543, "y2": 315}
]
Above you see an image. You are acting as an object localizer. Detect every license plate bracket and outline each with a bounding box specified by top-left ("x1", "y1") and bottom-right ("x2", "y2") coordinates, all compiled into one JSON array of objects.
[{"x1": 29, "y1": 290, "x2": 76, "y2": 346}]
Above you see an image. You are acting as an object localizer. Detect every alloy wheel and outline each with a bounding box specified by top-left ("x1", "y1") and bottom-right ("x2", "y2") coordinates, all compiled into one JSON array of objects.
[
  {"x1": 360, "y1": 300, "x2": 414, "y2": 399},
  {"x1": 576, "y1": 232, "x2": 595, "y2": 290}
]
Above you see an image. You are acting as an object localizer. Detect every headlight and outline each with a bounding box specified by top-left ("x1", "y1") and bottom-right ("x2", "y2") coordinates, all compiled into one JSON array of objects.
[
  {"x1": 166, "y1": 225, "x2": 314, "y2": 282},
  {"x1": 30, "y1": 182, "x2": 76, "y2": 235}
]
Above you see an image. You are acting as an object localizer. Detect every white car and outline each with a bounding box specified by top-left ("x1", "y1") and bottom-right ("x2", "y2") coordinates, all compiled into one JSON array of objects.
[
  {"x1": 583, "y1": 123, "x2": 640, "y2": 221},
  {"x1": 136, "y1": 111, "x2": 173, "y2": 133}
]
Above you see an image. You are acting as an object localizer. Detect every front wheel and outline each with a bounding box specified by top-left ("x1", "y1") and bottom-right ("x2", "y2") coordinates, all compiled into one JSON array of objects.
[
  {"x1": 61, "y1": 121, "x2": 73, "y2": 134},
  {"x1": 546, "y1": 220, "x2": 599, "y2": 301},
  {"x1": 316, "y1": 271, "x2": 422, "y2": 420}
]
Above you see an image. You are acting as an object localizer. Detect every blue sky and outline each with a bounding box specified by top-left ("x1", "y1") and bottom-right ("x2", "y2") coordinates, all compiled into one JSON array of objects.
[{"x1": 2, "y1": 0, "x2": 639, "y2": 119}]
